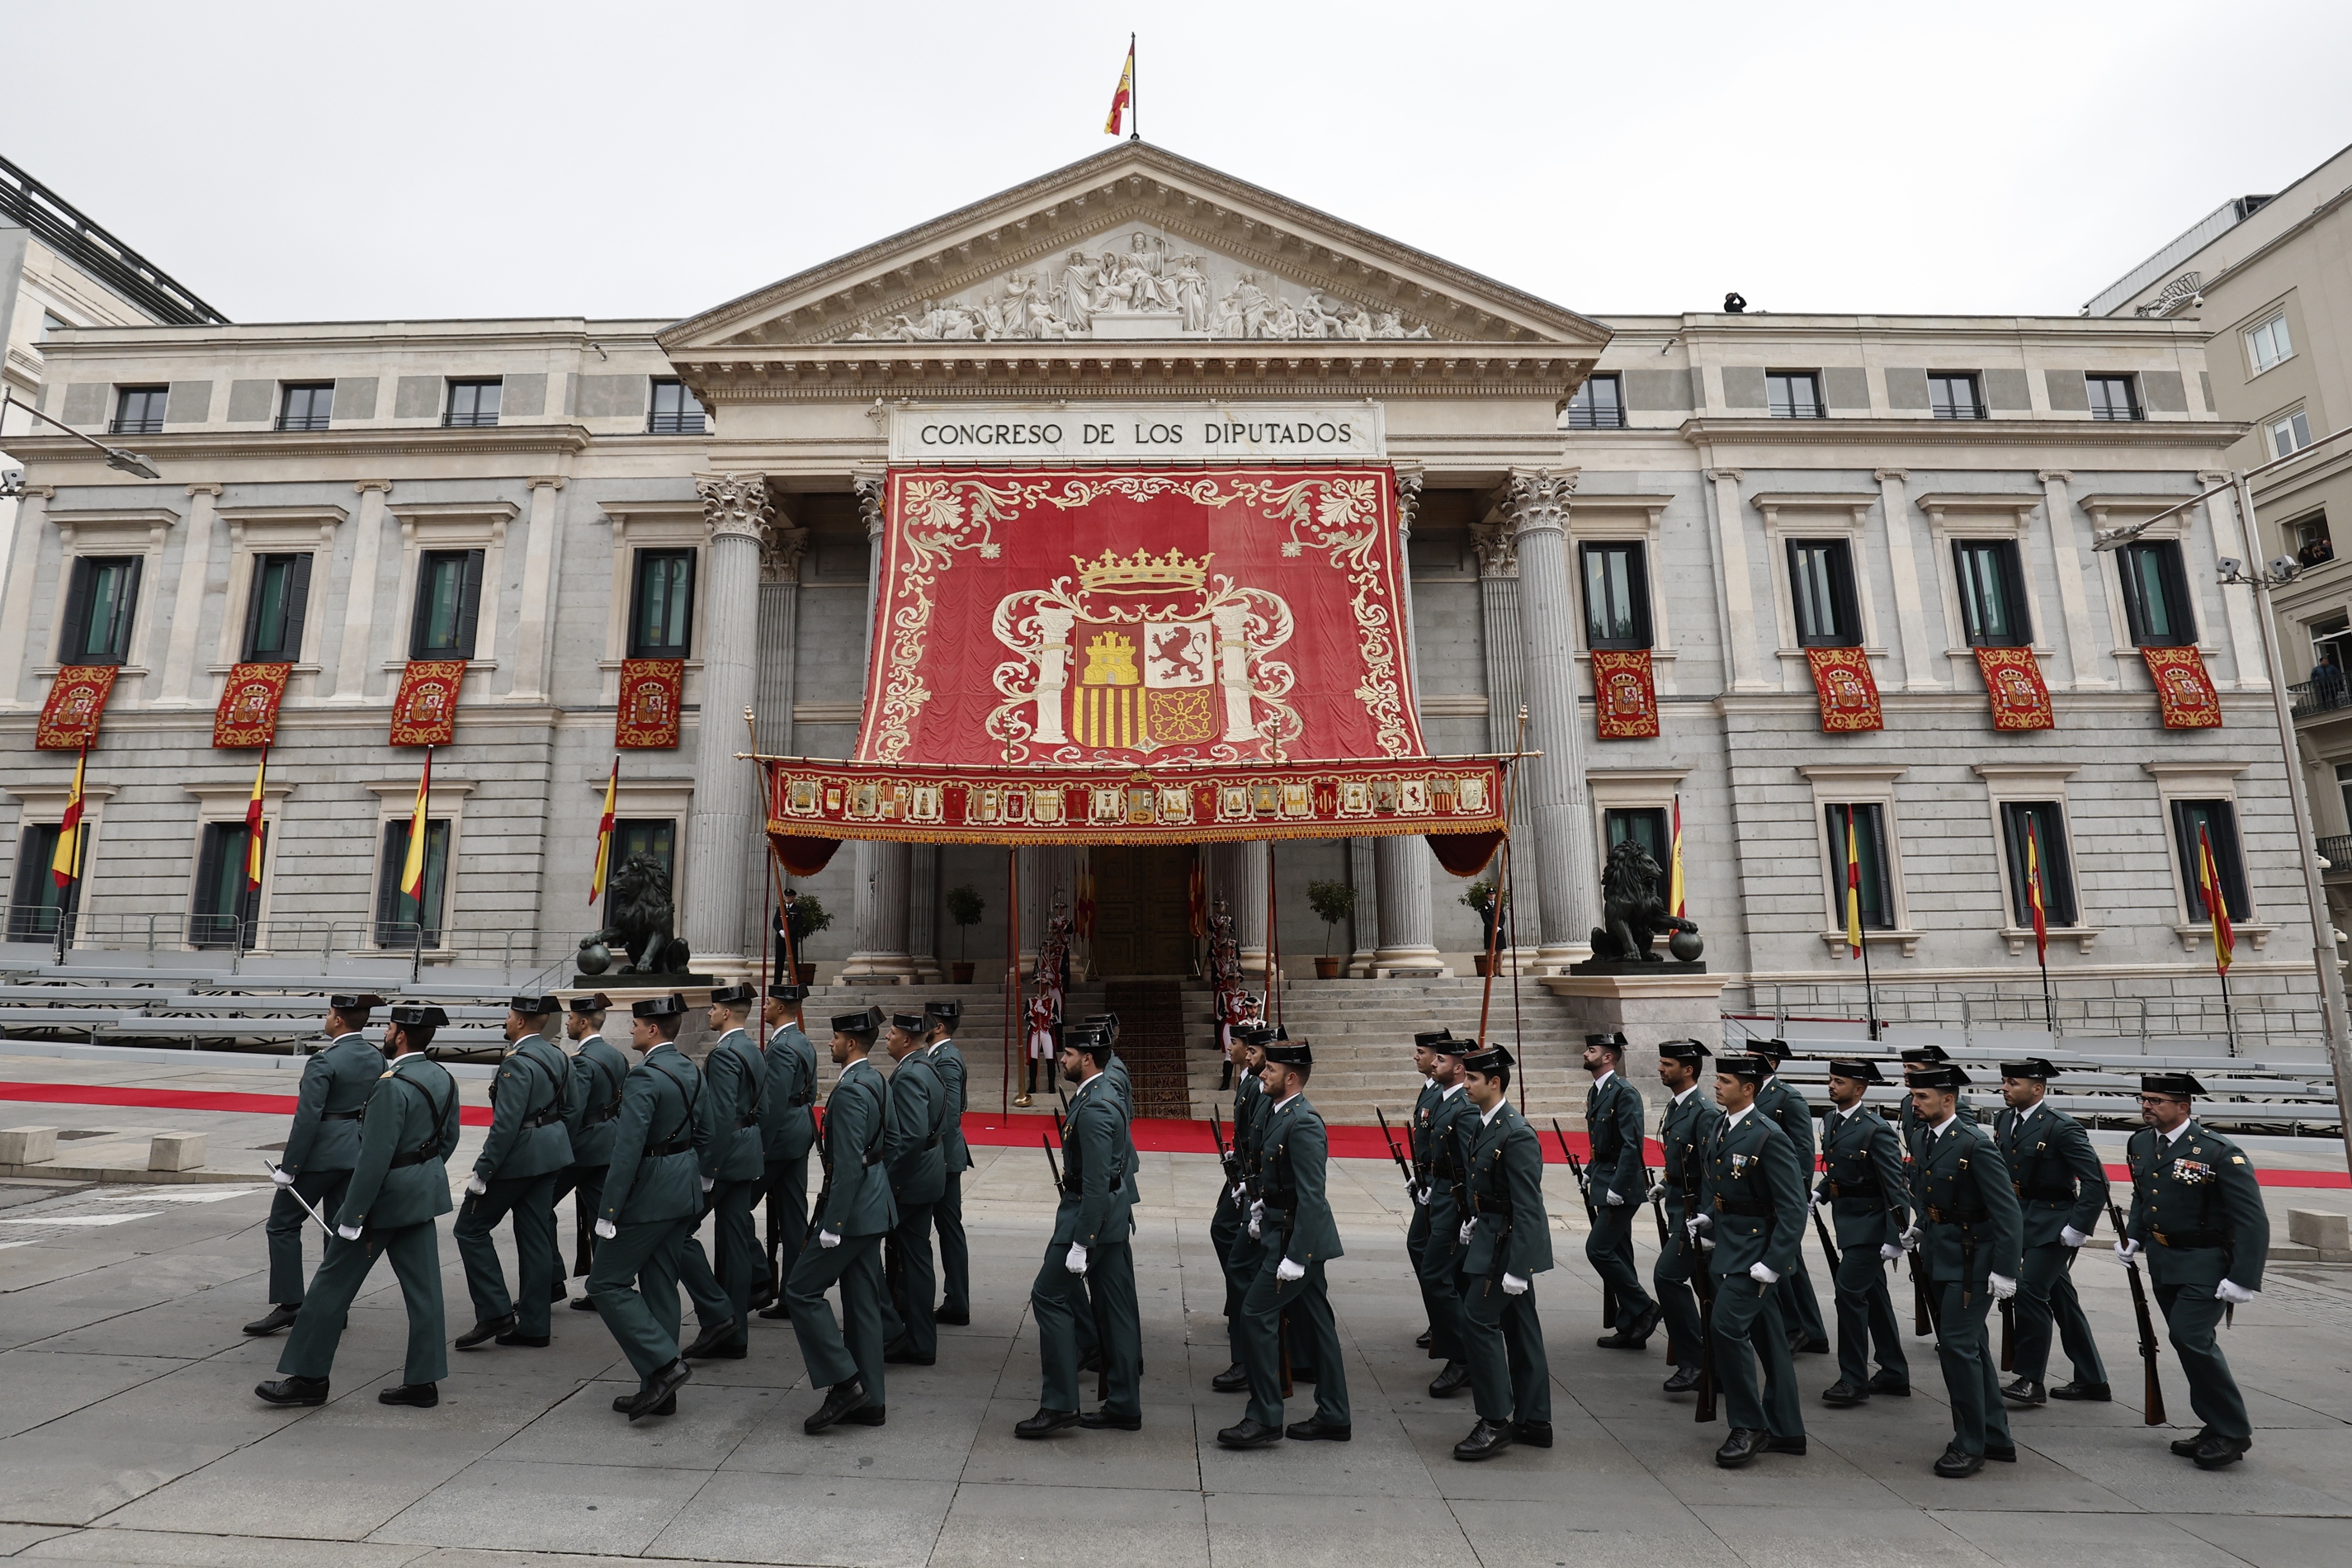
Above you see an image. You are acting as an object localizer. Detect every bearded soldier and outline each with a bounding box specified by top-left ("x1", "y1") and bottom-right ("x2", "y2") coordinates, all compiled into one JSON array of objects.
[
  {"x1": 1995, "y1": 1057, "x2": 2109, "y2": 1408},
  {"x1": 1651, "y1": 1038, "x2": 1720, "y2": 1396},
  {"x1": 1450, "y1": 1042, "x2": 1551, "y2": 1461},
  {"x1": 755, "y1": 984, "x2": 819, "y2": 1319},
  {"x1": 453, "y1": 994, "x2": 574, "y2": 1350},
  {"x1": 1017, "y1": 1025, "x2": 1140, "y2": 1436},
  {"x1": 1750, "y1": 1038, "x2": 1830, "y2": 1356},
  {"x1": 1815, "y1": 1058, "x2": 1911, "y2": 1405},
  {"x1": 1689, "y1": 1052, "x2": 1807, "y2": 1467},
  {"x1": 1211, "y1": 1023, "x2": 1273, "y2": 1395},
  {"x1": 247, "y1": 992, "x2": 386, "y2": 1338},
  {"x1": 554, "y1": 993, "x2": 627, "y2": 1311},
  {"x1": 923, "y1": 1000, "x2": 974, "y2": 1326},
  {"x1": 787, "y1": 1009, "x2": 896, "y2": 1433},
  {"x1": 1902, "y1": 1060, "x2": 2022, "y2": 1478},
  {"x1": 1414, "y1": 1032, "x2": 1477, "y2": 1398},
  {"x1": 1586, "y1": 1031, "x2": 1660, "y2": 1348},
  {"x1": 680, "y1": 983, "x2": 767, "y2": 1363},
  {"x1": 881, "y1": 1010, "x2": 948, "y2": 1367}
]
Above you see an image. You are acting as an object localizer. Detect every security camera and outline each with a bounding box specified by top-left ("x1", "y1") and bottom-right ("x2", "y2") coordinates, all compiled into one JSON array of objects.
[
  {"x1": 2215, "y1": 555, "x2": 2244, "y2": 578},
  {"x1": 2270, "y1": 554, "x2": 2302, "y2": 579},
  {"x1": 0, "y1": 467, "x2": 23, "y2": 498}
]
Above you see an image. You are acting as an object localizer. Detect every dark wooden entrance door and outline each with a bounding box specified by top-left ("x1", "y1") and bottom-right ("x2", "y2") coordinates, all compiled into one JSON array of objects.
[{"x1": 1087, "y1": 845, "x2": 1195, "y2": 976}]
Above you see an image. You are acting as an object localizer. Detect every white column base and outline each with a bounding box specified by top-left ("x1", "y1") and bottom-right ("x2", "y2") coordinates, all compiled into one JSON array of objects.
[
  {"x1": 1371, "y1": 944, "x2": 1449, "y2": 979},
  {"x1": 838, "y1": 954, "x2": 919, "y2": 984}
]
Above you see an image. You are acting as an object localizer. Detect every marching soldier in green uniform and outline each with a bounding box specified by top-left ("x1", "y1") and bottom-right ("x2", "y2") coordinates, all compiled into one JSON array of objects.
[
  {"x1": 247, "y1": 992, "x2": 386, "y2": 1337},
  {"x1": 1073, "y1": 1013, "x2": 1146, "y2": 1381},
  {"x1": 679, "y1": 983, "x2": 766, "y2": 1361},
  {"x1": 453, "y1": 994, "x2": 574, "y2": 1349},
  {"x1": 923, "y1": 1000, "x2": 974, "y2": 1326},
  {"x1": 587, "y1": 994, "x2": 708, "y2": 1420},
  {"x1": 1586, "y1": 1031, "x2": 1660, "y2": 1348},
  {"x1": 554, "y1": 993, "x2": 627, "y2": 1312},
  {"x1": 1902, "y1": 1060, "x2": 2023, "y2": 1477},
  {"x1": 1688, "y1": 1052, "x2": 1807, "y2": 1467},
  {"x1": 1816, "y1": 1058, "x2": 1911, "y2": 1405},
  {"x1": 1220, "y1": 1037, "x2": 1350, "y2": 1447},
  {"x1": 1413, "y1": 1031, "x2": 1477, "y2": 1398},
  {"x1": 1401, "y1": 1029, "x2": 1447, "y2": 1349},
  {"x1": 1995, "y1": 1057, "x2": 2109, "y2": 1407},
  {"x1": 787, "y1": 1009, "x2": 897, "y2": 1433},
  {"x1": 257, "y1": 1004, "x2": 460, "y2": 1409},
  {"x1": 1651, "y1": 1038, "x2": 1719, "y2": 1395},
  {"x1": 1211, "y1": 1023, "x2": 1273, "y2": 1394},
  {"x1": 1752, "y1": 1039, "x2": 1830, "y2": 1354},
  {"x1": 755, "y1": 984, "x2": 819, "y2": 1319},
  {"x1": 881, "y1": 1010, "x2": 948, "y2": 1365},
  {"x1": 1896, "y1": 1044, "x2": 1953, "y2": 1154},
  {"x1": 2118, "y1": 1072, "x2": 2268, "y2": 1469},
  {"x1": 1450, "y1": 1042, "x2": 1552, "y2": 1461},
  {"x1": 1017, "y1": 1025, "x2": 1141, "y2": 1435}
]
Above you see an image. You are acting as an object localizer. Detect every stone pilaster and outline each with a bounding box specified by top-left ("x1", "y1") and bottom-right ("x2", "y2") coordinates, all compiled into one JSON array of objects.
[
  {"x1": 508, "y1": 476, "x2": 565, "y2": 703},
  {"x1": 2037, "y1": 470, "x2": 2111, "y2": 690},
  {"x1": 1373, "y1": 469, "x2": 1445, "y2": 975},
  {"x1": 328, "y1": 480, "x2": 391, "y2": 703},
  {"x1": 1509, "y1": 467, "x2": 1594, "y2": 970},
  {"x1": 683, "y1": 472, "x2": 767, "y2": 976},
  {"x1": 1345, "y1": 836, "x2": 1381, "y2": 976},
  {"x1": 1873, "y1": 470, "x2": 1942, "y2": 692},
  {"x1": 907, "y1": 843, "x2": 942, "y2": 983},
  {"x1": 156, "y1": 484, "x2": 220, "y2": 706}
]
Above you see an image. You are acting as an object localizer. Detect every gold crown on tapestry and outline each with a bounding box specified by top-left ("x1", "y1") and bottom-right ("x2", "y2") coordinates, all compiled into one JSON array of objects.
[{"x1": 1073, "y1": 545, "x2": 1211, "y2": 593}]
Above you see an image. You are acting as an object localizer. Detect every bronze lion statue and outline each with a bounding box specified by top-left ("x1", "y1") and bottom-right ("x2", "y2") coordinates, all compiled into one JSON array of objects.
[
  {"x1": 597, "y1": 854, "x2": 692, "y2": 973},
  {"x1": 1589, "y1": 838, "x2": 1698, "y2": 961}
]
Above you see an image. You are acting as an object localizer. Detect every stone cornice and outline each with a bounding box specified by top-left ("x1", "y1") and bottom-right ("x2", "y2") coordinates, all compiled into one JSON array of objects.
[
  {"x1": 3, "y1": 424, "x2": 595, "y2": 470},
  {"x1": 1681, "y1": 416, "x2": 2251, "y2": 451}
]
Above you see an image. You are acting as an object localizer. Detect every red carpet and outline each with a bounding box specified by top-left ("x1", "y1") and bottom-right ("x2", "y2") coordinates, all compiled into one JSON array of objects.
[{"x1": 6, "y1": 1081, "x2": 2346, "y2": 1188}]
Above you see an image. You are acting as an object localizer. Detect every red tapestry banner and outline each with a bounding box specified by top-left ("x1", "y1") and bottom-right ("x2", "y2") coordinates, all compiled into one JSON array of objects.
[
  {"x1": 1805, "y1": 647, "x2": 1883, "y2": 733},
  {"x1": 1972, "y1": 647, "x2": 2054, "y2": 731},
  {"x1": 212, "y1": 663, "x2": 293, "y2": 748},
  {"x1": 616, "y1": 659, "x2": 684, "y2": 749},
  {"x1": 36, "y1": 666, "x2": 119, "y2": 751},
  {"x1": 764, "y1": 755, "x2": 1509, "y2": 847},
  {"x1": 1591, "y1": 648, "x2": 1660, "y2": 739},
  {"x1": 389, "y1": 659, "x2": 467, "y2": 746},
  {"x1": 857, "y1": 468, "x2": 1427, "y2": 770},
  {"x1": 2143, "y1": 645, "x2": 2222, "y2": 729}
]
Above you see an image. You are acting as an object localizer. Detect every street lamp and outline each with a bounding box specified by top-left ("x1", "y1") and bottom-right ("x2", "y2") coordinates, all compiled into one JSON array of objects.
[{"x1": 0, "y1": 392, "x2": 161, "y2": 479}]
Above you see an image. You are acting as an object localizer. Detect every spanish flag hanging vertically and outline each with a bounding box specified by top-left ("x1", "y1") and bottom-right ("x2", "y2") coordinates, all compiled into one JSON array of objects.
[
  {"x1": 243, "y1": 745, "x2": 269, "y2": 890},
  {"x1": 589, "y1": 755, "x2": 619, "y2": 906},
  {"x1": 51, "y1": 746, "x2": 87, "y2": 890},
  {"x1": 2198, "y1": 823, "x2": 2234, "y2": 975},
  {"x1": 399, "y1": 748, "x2": 432, "y2": 900},
  {"x1": 1668, "y1": 793, "x2": 1686, "y2": 919},
  {"x1": 2024, "y1": 816, "x2": 2048, "y2": 966},
  {"x1": 1844, "y1": 811, "x2": 1863, "y2": 960},
  {"x1": 1103, "y1": 36, "x2": 1134, "y2": 135}
]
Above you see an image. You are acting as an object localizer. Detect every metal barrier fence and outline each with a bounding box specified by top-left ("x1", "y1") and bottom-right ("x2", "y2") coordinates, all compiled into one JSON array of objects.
[
  {"x1": 1731, "y1": 977, "x2": 2326, "y2": 1055},
  {"x1": 0, "y1": 905, "x2": 600, "y2": 989}
]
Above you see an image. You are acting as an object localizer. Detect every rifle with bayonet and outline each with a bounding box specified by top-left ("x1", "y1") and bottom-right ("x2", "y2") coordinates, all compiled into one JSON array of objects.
[
  {"x1": 2109, "y1": 1199, "x2": 2166, "y2": 1426},
  {"x1": 1677, "y1": 1141, "x2": 1717, "y2": 1423},
  {"x1": 1810, "y1": 1187, "x2": 1843, "y2": 1273},
  {"x1": 262, "y1": 1160, "x2": 335, "y2": 1234},
  {"x1": 1210, "y1": 1108, "x2": 1237, "y2": 1185},
  {"x1": 1375, "y1": 1107, "x2": 1420, "y2": 1204},
  {"x1": 1553, "y1": 1117, "x2": 1617, "y2": 1327}
]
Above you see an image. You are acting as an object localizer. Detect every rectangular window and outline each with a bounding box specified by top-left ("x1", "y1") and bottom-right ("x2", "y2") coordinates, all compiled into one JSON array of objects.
[
  {"x1": 2295, "y1": 512, "x2": 2333, "y2": 569},
  {"x1": 2086, "y1": 375, "x2": 2141, "y2": 421},
  {"x1": 111, "y1": 385, "x2": 167, "y2": 435},
  {"x1": 1787, "y1": 538, "x2": 1861, "y2": 646},
  {"x1": 1603, "y1": 807, "x2": 1670, "y2": 868},
  {"x1": 1578, "y1": 541, "x2": 1651, "y2": 649},
  {"x1": 442, "y1": 379, "x2": 502, "y2": 428},
  {"x1": 276, "y1": 383, "x2": 333, "y2": 432},
  {"x1": 2247, "y1": 314, "x2": 2293, "y2": 374},
  {"x1": 58, "y1": 555, "x2": 143, "y2": 665},
  {"x1": 1929, "y1": 373, "x2": 1985, "y2": 420},
  {"x1": 648, "y1": 378, "x2": 707, "y2": 435},
  {"x1": 7, "y1": 824, "x2": 85, "y2": 940},
  {"x1": 2270, "y1": 408, "x2": 2312, "y2": 458},
  {"x1": 1564, "y1": 373, "x2": 1623, "y2": 430},
  {"x1": 1823, "y1": 803, "x2": 1893, "y2": 929},
  {"x1": 1952, "y1": 538, "x2": 2030, "y2": 647},
  {"x1": 242, "y1": 553, "x2": 313, "y2": 662},
  {"x1": 189, "y1": 821, "x2": 263, "y2": 951},
  {"x1": 2170, "y1": 799, "x2": 2250, "y2": 922},
  {"x1": 628, "y1": 549, "x2": 696, "y2": 658},
  {"x1": 2117, "y1": 540, "x2": 2194, "y2": 648},
  {"x1": 2338, "y1": 763, "x2": 2352, "y2": 837},
  {"x1": 1767, "y1": 371, "x2": 1824, "y2": 419},
  {"x1": 611, "y1": 819, "x2": 677, "y2": 884},
  {"x1": 1998, "y1": 801, "x2": 2077, "y2": 928},
  {"x1": 375, "y1": 818, "x2": 451, "y2": 947},
  {"x1": 409, "y1": 549, "x2": 485, "y2": 659}
]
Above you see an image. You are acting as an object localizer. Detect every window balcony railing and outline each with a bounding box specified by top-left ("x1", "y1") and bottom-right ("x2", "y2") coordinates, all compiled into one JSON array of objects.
[
  {"x1": 2318, "y1": 834, "x2": 2352, "y2": 878},
  {"x1": 2290, "y1": 678, "x2": 2352, "y2": 718}
]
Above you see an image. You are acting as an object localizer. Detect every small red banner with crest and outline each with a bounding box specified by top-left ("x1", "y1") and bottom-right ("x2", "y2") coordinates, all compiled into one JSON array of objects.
[
  {"x1": 1972, "y1": 647, "x2": 2053, "y2": 731},
  {"x1": 389, "y1": 659, "x2": 467, "y2": 746},
  {"x1": 616, "y1": 659, "x2": 685, "y2": 749},
  {"x1": 36, "y1": 666, "x2": 120, "y2": 751},
  {"x1": 1590, "y1": 649, "x2": 1660, "y2": 739},
  {"x1": 1805, "y1": 647, "x2": 1883, "y2": 733},
  {"x1": 213, "y1": 662, "x2": 294, "y2": 748},
  {"x1": 2142, "y1": 645, "x2": 2222, "y2": 729}
]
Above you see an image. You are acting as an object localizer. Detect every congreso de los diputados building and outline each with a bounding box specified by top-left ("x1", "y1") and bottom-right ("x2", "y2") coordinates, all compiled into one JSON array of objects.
[{"x1": 0, "y1": 141, "x2": 2322, "y2": 1082}]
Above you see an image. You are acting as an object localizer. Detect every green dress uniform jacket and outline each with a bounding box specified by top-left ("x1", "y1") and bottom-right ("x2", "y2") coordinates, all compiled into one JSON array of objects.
[
  {"x1": 1652, "y1": 1085, "x2": 1721, "y2": 1373},
  {"x1": 1102, "y1": 1051, "x2": 1142, "y2": 1204},
  {"x1": 1414, "y1": 1080, "x2": 1477, "y2": 1362},
  {"x1": 1237, "y1": 1092, "x2": 1349, "y2": 1429},
  {"x1": 474, "y1": 1036, "x2": 575, "y2": 1183},
  {"x1": 278, "y1": 1050, "x2": 461, "y2": 1386},
  {"x1": 1910, "y1": 1116, "x2": 2024, "y2": 1457},
  {"x1": 265, "y1": 1031, "x2": 381, "y2": 1306},
  {"x1": 1816, "y1": 1101, "x2": 1912, "y2": 1391},
  {"x1": 1696, "y1": 1106, "x2": 1809, "y2": 1439},
  {"x1": 1457, "y1": 1099, "x2": 1552, "y2": 1424},
  {"x1": 688, "y1": 1027, "x2": 770, "y2": 1335},
  {"x1": 1755, "y1": 1073, "x2": 1829, "y2": 1345},
  {"x1": 2124, "y1": 1119, "x2": 2268, "y2": 1442},
  {"x1": 881, "y1": 1048, "x2": 947, "y2": 1357},
  {"x1": 816, "y1": 1057, "x2": 896, "y2": 1237},
  {"x1": 701, "y1": 1028, "x2": 769, "y2": 1185},
  {"x1": 784, "y1": 1056, "x2": 895, "y2": 1406},
  {"x1": 928, "y1": 1037, "x2": 973, "y2": 1320},
  {"x1": 566, "y1": 1034, "x2": 631, "y2": 1169},
  {"x1": 762, "y1": 1024, "x2": 820, "y2": 1162},
  {"x1": 1214, "y1": 1067, "x2": 1267, "y2": 1362},
  {"x1": 456, "y1": 1032, "x2": 574, "y2": 1338},
  {"x1": 1032, "y1": 1071, "x2": 1141, "y2": 1416},
  {"x1": 586, "y1": 1041, "x2": 708, "y2": 1380},
  {"x1": 1995, "y1": 1100, "x2": 2109, "y2": 1391},
  {"x1": 1584, "y1": 1070, "x2": 1655, "y2": 1334}
]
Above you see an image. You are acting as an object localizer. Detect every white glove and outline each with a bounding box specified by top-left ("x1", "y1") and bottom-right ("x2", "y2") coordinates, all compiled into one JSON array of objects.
[
  {"x1": 1458, "y1": 1220, "x2": 1476, "y2": 1246},
  {"x1": 1414, "y1": 1184, "x2": 1430, "y2": 1207},
  {"x1": 1603, "y1": 1188, "x2": 1625, "y2": 1207},
  {"x1": 271, "y1": 1165, "x2": 296, "y2": 1188},
  {"x1": 699, "y1": 1175, "x2": 715, "y2": 1193},
  {"x1": 1899, "y1": 1224, "x2": 1922, "y2": 1252},
  {"x1": 2060, "y1": 1225, "x2": 2090, "y2": 1249},
  {"x1": 1688, "y1": 1211, "x2": 1714, "y2": 1235},
  {"x1": 1229, "y1": 1183, "x2": 1247, "y2": 1207},
  {"x1": 1988, "y1": 1273, "x2": 2018, "y2": 1301},
  {"x1": 1403, "y1": 1178, "x2": 1419, "y2": 1205},
  {"x1": 1878, "y1": 1243, "x2": 1904, "y2": 1261},
  {"x1": 1749, "y1": 1262, "x2": 1778, "y2": 1285},
  {"x1": 1276, "y1": 1257, "x2": 1306, "y2": 1283},
  {"x1": 1645, "y1": 1182, "x2": 1665, "y2": 1203},
  {"x1": 2216, "y1": 1278, "x2": 2256, "y2": 1306},
  {"x1": 1065, "y1": 1243, "x2": 1089, "y2": 1276},
  {"x1": 1501, "y1": 1272, "x2": 1529, "y2": 1296},
  {"x1": 2113, "y1": 1238, "x2": 2142, "y2": 1267},
  {"x1": 1813, "y1": 1189, "x2": 1833, "y2": 1210},
  {"x1": 465, "y1": 1172, "x2": 487, "y2": 1196},
  {"x1": 594, "y1": 1218, "x2": 617, "y2": 1240},
  {"x1": 818, "y1": 1229, "x2": 840, "y2": 1249},
  {"x1": 335, "y1": 1224, "x2": 362, "y2": 1240}
]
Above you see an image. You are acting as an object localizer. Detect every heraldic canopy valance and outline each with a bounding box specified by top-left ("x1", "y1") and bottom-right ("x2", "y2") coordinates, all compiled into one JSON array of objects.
[{"x1": 761, "y1": 465, "x2": 1514, "y2": 854}]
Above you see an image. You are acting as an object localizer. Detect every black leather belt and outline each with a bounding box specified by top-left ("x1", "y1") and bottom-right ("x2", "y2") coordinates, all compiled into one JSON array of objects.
[
  {"x1": 736, "y1": 1114, "x2": 761, "y2": 1130},
  {"x1": 389, "y1": 1141, "x2": 443, "y2": 1169},
  {"x1": 520, "y1": 1108, "x2": 562, "y2": 1131},
  {"x1": 323, "y1": 1110, "x2": 363, "y2": 1121},
  {"x1": 643, "y1": 1136, "x2": 692, "y2": 1159},
  {"x1": 1823, "y1": 1178, "x2": 1878, "y2": 1198}
]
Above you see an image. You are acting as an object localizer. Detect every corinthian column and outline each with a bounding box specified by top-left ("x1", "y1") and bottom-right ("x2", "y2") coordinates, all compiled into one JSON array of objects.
[
  {"x1": 686, "y1": 473, "x2": 768, "y2": 976},
  {"x1": 1509, "y1": 468, "x2": 1594, "y2": 970},
  {"x1": 1470, "y1": 510, "x2": 1537, "y2": 968},
  {"x1": 843, "y1": 471, "x2": 914, "y2": 980},
  {"x1": 1374, "y1": 470, "x2": 1444, "y2": 975}
]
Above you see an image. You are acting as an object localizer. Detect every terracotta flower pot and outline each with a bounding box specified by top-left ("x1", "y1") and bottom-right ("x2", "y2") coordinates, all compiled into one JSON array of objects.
[
  {"x1": 795, "y1": 963, "x2": 817, "y2": 986},
  {"x1": 950, "y1": 961, "x2": 975, "y2": 984},
  {"x1": 1473, "y1": 954, "x2": 1491, "y2": 977},
  {"x1": 1314, "y1": 956, "x2": 1343, "y2": 980}
]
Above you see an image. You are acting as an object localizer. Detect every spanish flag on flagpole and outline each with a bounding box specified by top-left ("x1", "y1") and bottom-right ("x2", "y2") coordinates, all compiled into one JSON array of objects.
[
  {"x1": 2024, "y1": 816, "x2": 2048, "y2": 966},
  {"x1": 1844, "y1": 812, "x2": 1863, "y2": 960},
  {"x1": 1104, "y1": 35, "x2": 1134, "y2": 136},
  {"x1": 2198, "y1": 823, "x2": 2235, "y2": 975},
  {"x1": 589, "y1": 755, "x2": 619, "y2": 906},
  {"x1": 1668, "y1": 793, "x2": 1686, "y2": 919},
  {"x1": 243, "y1": 745, "x2": 269, "y2": 890},
  {"x1": 399, "y1": 748, "x2": 432, "y2": 900},
  {"x1": 50, "y1": 746, "x2": 87, "y2": 890}
]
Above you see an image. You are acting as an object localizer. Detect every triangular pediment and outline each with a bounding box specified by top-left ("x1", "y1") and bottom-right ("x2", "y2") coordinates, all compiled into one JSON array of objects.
[{"x1": 660, "y1": 143, "x2": 1608, "y2": 355}]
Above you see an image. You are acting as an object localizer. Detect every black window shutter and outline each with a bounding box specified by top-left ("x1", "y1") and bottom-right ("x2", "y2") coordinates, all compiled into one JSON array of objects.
[
  {"x1": 279, "y1": 554, "x2": 313, "y2": 662},
  {"x1": 677, "y1": 550, "x2": 697, "y2": 658},
  {"x1": 242, "y1": 558, "x2": 270, "y2": 659},
  {"x1": 109, "y1": 556, "x2": 143, "y2": 664},
  {"x1": 59, "y1": 558, "x2": 95, "y2": 662},
  {"x1": 626, "y1": 549, "x2": 650, "y2": 658},
  {"x1": 453, "y1": 549, "x2": 485, "y2": 660},
  {"x1": 409, "y1": 555, "x2": 439, "y2": 659}
]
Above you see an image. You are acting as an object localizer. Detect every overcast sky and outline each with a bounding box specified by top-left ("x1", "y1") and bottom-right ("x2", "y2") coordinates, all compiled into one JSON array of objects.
[{"x1": 7, "y1": 0, "x2": 2350, "y2": 326}]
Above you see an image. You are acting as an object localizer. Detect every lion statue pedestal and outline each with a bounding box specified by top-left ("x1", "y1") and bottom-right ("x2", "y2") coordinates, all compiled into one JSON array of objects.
[
  {"x1": 574, "y1": 852, "x2": 716, "y2": 988},
  {"x1": 1569, "y1": 838, "x2": 1705, "y2": 975}
]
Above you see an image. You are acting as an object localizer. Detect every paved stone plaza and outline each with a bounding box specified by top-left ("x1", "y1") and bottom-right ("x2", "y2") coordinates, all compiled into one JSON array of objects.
[{"x1": 6, "y1": 1053, "x2": 2352, "y2": 1567}]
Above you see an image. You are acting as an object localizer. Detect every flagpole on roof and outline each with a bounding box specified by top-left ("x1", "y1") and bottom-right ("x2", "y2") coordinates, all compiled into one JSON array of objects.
[{"x1": 1130, "y1": 34, "x2": 1139, "y2": 142}]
